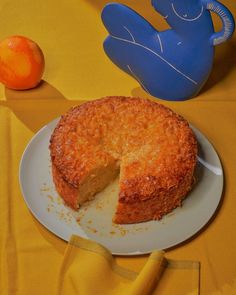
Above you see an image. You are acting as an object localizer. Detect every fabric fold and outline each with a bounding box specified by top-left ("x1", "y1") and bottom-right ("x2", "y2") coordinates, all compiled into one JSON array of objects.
[
  {"x1": 57, "y1": 235, "x2": 165, "y2": 295},
  {"x1": 126, "y1": 251, "x2": 166, "y2": 295},
  {"x1": 57, "y1": 235, "x2": 200, "y2": 295}
]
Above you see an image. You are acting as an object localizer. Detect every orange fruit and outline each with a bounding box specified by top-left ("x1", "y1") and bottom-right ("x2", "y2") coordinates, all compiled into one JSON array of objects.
[{"x1": 0, "y1": 35, "x2": 45, "y2": 90}]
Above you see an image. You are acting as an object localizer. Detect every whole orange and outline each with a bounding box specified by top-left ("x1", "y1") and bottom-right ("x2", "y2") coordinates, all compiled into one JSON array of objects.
[{"x1": 0, "y1": 35, "x2": 45, "y2": 90}]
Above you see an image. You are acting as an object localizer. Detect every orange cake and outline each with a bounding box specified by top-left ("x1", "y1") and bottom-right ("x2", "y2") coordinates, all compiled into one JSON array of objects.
[{"x1": 49, "y1": 97, "x2": 197, "y2": 224}]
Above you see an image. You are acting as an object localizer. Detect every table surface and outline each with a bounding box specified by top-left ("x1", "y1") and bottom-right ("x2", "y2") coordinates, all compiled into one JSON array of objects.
[{"x1": 0, "y1": 1, "x2": 236, "y2": 294}]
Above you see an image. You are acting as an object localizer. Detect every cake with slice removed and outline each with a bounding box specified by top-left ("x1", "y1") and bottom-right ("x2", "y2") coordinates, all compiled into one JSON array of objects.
[{"x1": 49, "y1": 97, "x2": 197, "y2": 224}]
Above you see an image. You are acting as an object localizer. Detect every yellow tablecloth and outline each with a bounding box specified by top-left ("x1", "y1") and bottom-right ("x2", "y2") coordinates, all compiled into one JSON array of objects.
[{"x1": 0, "y1": 1, "x2": 236, "y2": 294}]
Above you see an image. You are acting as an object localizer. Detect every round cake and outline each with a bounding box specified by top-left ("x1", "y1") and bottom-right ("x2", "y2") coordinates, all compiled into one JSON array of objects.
[{"x1": 50, "y1": 97, "x2": 197, "y2": 224}]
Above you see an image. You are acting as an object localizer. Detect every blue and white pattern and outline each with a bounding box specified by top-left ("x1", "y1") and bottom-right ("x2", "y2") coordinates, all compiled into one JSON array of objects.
[{"x1": 102, "y1": 0, "x2": 235, "y2": 101}]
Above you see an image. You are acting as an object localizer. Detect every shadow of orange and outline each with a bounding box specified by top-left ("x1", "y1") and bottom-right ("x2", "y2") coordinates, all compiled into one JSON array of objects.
[
  {"x1": 1, "y1": 80, "x2": 83, "y2": 133},
  {"x1": 4, "y1": 80, "x2": 67, "y2": 100}
]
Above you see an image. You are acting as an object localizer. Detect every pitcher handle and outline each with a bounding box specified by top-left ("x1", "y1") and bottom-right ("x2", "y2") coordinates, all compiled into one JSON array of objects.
[{"x1": 204, "y1": 0, "x2": 235, "y2": 46}]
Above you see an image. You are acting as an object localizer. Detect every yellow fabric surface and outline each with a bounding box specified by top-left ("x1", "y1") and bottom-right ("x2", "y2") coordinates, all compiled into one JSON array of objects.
[
  {"x1": 58, "y1": 235, "x2": 199, "y2": 295},
  {"x1": 58, "y1": 235, "x2": 163, "y2": 295},
  {"x1": 0, "y1": 0, "x2": 236, "y2": 294}
]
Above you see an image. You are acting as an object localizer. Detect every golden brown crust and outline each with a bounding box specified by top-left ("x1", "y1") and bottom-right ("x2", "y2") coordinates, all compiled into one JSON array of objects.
[{"x1": 49, "y1": 96, "x2": 197, "y2": 223}]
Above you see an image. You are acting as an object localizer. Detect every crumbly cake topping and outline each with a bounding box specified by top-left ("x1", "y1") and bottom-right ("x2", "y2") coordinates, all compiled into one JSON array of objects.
[{"x1": 50, "y1": 96, "x2": 197, "y2": 212}]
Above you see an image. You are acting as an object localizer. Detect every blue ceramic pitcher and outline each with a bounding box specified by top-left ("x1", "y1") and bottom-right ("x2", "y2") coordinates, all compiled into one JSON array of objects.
[{"x1": 102, "y1": 0, "x2": 235, "y2": 101}]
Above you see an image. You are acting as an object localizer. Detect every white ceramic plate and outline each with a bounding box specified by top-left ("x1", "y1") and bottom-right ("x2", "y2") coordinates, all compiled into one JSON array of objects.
[{"x1": 19, "y1": 118, "x2": 223, "y2": 255}]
